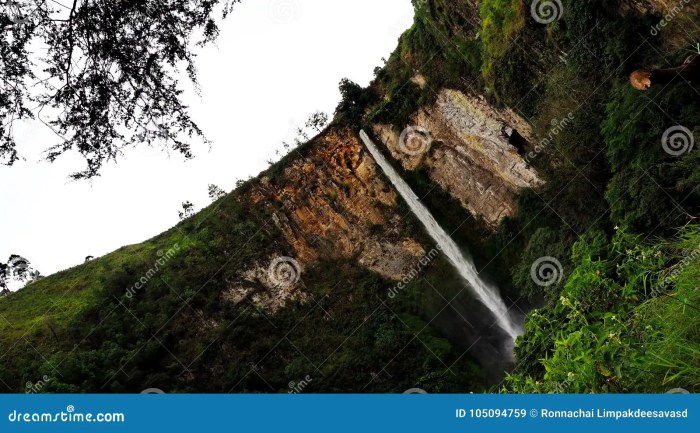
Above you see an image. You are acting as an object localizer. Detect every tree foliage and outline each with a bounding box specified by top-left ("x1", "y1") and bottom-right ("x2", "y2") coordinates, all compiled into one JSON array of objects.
[
  {"x1": 207, "y1": 183, "x2": 226, "y2": 201},
  {"x1": 304, "y1": 111, "x2": 328, "y2": 133},
  {"x1": 0, "y1": 254, "x2": 37, "y2": 291},
  {"x1": 0, "y1": 0, "x2": 239, "y2": 179},
  {"x1": 178, "y1": 200, "x2": 194, "y2": 220},
  {"x1": 334, "y1": 78, "x2": 376, "y2": 129}
]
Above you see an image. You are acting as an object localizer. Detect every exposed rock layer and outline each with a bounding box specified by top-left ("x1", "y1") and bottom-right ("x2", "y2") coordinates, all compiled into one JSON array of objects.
[
  {"x1": 373, "y1": 89, "x2": 542, "y2": 228},
  {"x1": 225, "y1": 90, "x2": 542, "y2": 310},
  {"x1": 225, "y1": 129, "x2": 428, "y2": 310}
]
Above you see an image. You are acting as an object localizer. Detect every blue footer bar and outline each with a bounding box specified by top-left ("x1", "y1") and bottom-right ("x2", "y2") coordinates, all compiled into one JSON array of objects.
[{"x1": 0, "y1": 394, "x2": 697, "y2": 432}]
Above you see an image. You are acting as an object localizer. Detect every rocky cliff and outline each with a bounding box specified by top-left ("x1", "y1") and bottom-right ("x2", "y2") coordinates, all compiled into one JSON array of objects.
[
  {"x1": 224, "y1": 128, "x2": 428, "y2": 312},
  {"x1": 373, "y1": 89, "x2": 542, "y2": 228},
  {"x1": 222, "y1": 90, "x2": 542, "y2": 313}
]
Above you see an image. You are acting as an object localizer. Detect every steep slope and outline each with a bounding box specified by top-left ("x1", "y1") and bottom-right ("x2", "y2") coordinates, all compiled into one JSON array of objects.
[
  {"x1": 0, "y1": 125, "x2": 488, "y2": 392},
  {"x1": 2, "y1": 0, "x2": 700, "y2": 394}
]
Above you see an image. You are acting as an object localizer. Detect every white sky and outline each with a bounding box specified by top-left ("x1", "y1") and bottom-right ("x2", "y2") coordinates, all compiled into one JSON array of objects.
[{"x1": 0, "y1": 0, "x2": 414, "y2": 282}]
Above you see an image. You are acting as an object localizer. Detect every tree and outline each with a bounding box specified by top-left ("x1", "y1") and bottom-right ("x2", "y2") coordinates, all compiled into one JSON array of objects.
[
  {"x1": 281, "y1": 111, "x2": 329, "y2": 152},
  {"x1": 304, "y1": 111, "x2": 329, "y2": 133},
  {"x1": 334, "y1": 78, "x2": 375, "y2": 128},
  {"x1": 335, "y1": 78, "x2": 364, "y2": 115},
  {"x1": 0, "y1": 0, "x2": 240, "y2": 179},
  {"x1": 207, "y1": 184, "x2": 226, "y2": 201},
  {"x1": 178, "y1": 201, "x2": 195, "y2": 220},
  {"x1": 0, "y1": 254, "x2": 38, "y2": 292}
]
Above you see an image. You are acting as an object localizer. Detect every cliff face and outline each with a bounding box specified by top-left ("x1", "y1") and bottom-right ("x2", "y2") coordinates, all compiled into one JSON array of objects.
[
  {"x1": 252, "y1": 128, "x2": 427, "y2": 278},
  {"x1": 220, "y1": 0, "x2": 681, "y2": 314},
  {"x1": 373, "y1": 89, "x2": 542, "y2": 228},
  {"x1": 223, "y1": 128, "x2": 429, "y2": 311},
  {"x1": 222, "y1": 89, "x2": 542, "y2": 312}
]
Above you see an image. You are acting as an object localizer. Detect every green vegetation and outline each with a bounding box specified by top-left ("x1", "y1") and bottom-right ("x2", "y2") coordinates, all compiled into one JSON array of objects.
[
  {"x1": 2, "y1": 0, "x2": 700, "y2": 394},
  {"x1": 340, "y1": 0, "x2": 700, "y2": 393},
  {"x1": 479, "y1": 0, "x2": 524, "y2": 88},
  {"x1": 603, "y1": 83, "x2": 700, "y2": 233},
  {"x1": 0, "y1": 156, "x2": 481, "y2": 393},
  {"x1": 490, "y1": 0, "x2": 700, "y2": 392},
  {"x1": 506, "y1": 226, "x2": 700, "y2": 393}
]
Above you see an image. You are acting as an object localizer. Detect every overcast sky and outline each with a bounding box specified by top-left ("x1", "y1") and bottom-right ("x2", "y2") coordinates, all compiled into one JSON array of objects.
[{"x1": 1, "y1": 0, "x2": 414, "y2": 284}]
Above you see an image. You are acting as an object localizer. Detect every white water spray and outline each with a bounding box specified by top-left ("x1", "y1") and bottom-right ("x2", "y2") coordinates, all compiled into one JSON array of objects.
[{"x1": 360, "y1": 130, "x2": 522, "y2": 340}]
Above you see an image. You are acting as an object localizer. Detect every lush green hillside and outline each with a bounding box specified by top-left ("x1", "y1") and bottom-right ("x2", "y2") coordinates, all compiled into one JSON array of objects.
[
  {"x1": 0, "y1": 173, "x2": 485, "y2": 393},
  {"x1": 1, "y1": 0, "x2": 699, "y2": 393},
  {"x1": 508, "y1": 226, "x2": 700, "y2": 393}
]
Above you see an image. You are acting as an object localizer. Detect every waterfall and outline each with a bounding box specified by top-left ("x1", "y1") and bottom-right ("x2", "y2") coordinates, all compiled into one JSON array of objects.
[{"x1": 360, "y1": 130, "x2": 522, "y2": 340}]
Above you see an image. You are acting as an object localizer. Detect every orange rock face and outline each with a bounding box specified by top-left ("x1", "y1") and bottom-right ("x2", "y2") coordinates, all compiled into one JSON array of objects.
[{"x1": 248, "y1": 128, "x2": 427, "y2": 282}]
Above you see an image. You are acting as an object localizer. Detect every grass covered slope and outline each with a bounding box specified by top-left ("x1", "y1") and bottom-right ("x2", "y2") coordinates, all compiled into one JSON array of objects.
[
  {"x1": 0, "y1": 229, "x2": 195, "y2": 342},
  {"x1": 0, "y1": 138, "x2": 485, "y2": 393}
]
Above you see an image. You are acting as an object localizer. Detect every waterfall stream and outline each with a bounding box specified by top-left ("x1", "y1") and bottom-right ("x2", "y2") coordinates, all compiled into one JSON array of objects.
[{"x1": 360, "y1": 130, "x2": 522, "y2": 340}]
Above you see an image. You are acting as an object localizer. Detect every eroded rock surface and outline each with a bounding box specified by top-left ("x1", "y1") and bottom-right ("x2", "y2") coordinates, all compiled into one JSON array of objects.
[
  {"x1": 225, "y1": 129, "x2": 429, "y2": 311},
  {"x1": 373, "y1": 89, "x2": 543, "y2": 228},
  {"x1": 225, "y1": 90, "x2": 543, "y2": 312}
]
